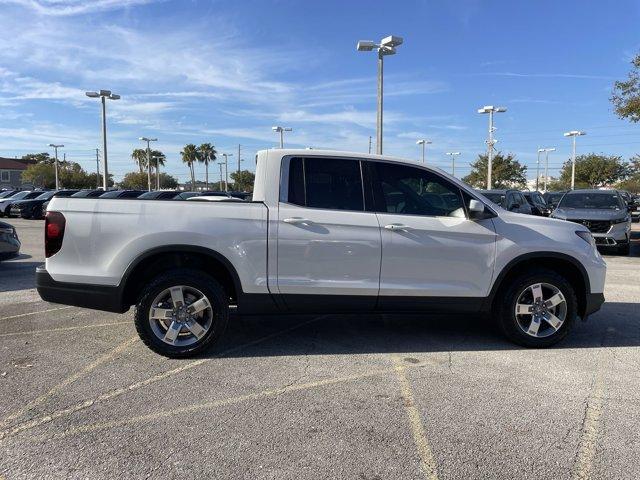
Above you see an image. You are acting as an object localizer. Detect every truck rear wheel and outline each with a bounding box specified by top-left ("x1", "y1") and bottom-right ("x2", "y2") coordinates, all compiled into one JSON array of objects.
[
  {"x1": 496, "y1": 269, "x2": 577, "y2": 348},
  {"x1": 134, "y1": 269, "x2": 229, "y2": 358}
]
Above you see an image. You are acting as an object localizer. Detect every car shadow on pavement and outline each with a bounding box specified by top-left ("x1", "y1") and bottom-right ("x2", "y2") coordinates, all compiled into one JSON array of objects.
[
  {"x1": 208, "y1": 301, "x2": 640, "y2": 358},
  {"x1": 0, "y1": 261, "x2": 41, "y2": 292}
]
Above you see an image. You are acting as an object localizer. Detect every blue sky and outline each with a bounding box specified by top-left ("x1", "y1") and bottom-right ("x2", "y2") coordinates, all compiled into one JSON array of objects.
[{"x1": 0, "y1": 0, "x2": 639, "y2": 184}]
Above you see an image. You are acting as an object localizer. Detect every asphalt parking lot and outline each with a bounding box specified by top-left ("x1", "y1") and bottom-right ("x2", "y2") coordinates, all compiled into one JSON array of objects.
[{"x1": 1, "y1": 218, "x2": 639, "y2": 480}]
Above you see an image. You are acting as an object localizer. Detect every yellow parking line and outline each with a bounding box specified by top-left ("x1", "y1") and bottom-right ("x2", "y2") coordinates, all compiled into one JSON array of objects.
[
  {"x1": 0, "y1": 321, "x2": 130, "y2": 338},
  {"x1": 0, "y1": 336, "x2": 138, "y2": 429},
  {"x1": 572, "y1": 374, "x2": 605, "y2": 480},
  {"x1": 0, "y1": 316, "x2": 326, "y2": 440},
  {"x1": 392, "y1": 357, "x2": 439, "y2": 480},
  {"x1": 0, "y1": 306, "x2": 73, "y2": 322}
]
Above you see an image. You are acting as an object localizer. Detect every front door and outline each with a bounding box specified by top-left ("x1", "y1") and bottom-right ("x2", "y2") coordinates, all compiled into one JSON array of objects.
[
  {"x1": 368, "y1": 161, "x2": 497, "y2": 309},
  {"x1": 276, "y1": 156, "x2": 381, "y2": 311}
]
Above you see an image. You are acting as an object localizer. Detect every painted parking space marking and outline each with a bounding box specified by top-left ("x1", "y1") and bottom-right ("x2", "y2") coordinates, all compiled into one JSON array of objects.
[
  {"x1": 0, "y1": 306, "x2": 73, "y2": 322},
  {"x1": 0, "y1": 321, "x2": 130, "y2": 338}
]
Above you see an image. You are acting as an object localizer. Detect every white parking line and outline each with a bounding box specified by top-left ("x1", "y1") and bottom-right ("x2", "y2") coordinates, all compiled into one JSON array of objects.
[
  {"x1": 0, "y1": 306, "x2": 73, "y2": 321},
  {"x1": 0, "y1": 321, "x2": 129, "y2": 338}
]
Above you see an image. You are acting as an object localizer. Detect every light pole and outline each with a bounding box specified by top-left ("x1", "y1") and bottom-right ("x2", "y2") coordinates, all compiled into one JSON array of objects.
[
  {"x1": 539, "y1": 148, "x2": 556, "y2": 192},
  {"x1": 48, "y1": 143, "x2": 64, "y2": 190},
  {"x1": 477, "y1": 105, "x2": 507, "y2": 189},
  {"x1": 446, "y1": 152, "x2": 461, "y2": 176},
  {"x1": 272, "y1": 126, "x2": 292, "y2": 148},
  {"x1": 222, "y1": 153, "x2": 233, "y2": 191},
  {"x1": 357, "y1": 35, "x2": 403, "y2": 155},
  {"x1": 218, "y1": 162, "x2": 226, "y2": 191},
  {"x1": 564, "y1": 131, "x2": 586, "y2": 190},
  {"x1": 139, "y1": 137, "x2": 157, "y2": 191},
  {"x1": 152, "y1": 154, "x2": 164, "y2": 190},
  {"x1": 86, "y1": 90, "x2": 120, "y2": 190},
  {"x1": 536, "y1": 148, "x2": 542, "y2": 191},
  {"x1": 416, "y1": 139, "x2": 432, "y2": 163}
]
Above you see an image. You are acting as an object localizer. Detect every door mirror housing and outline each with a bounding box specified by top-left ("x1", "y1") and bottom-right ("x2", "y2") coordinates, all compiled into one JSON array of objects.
[
  {"x1": 469, "y1": 199, "x2": 484, "y2": 213},
  {"x1": 509, "y1": 203, "x2": 520, "y2": 211},
  {"x1": 468, "y1": 198, "x2": 494, "y2": 219}
]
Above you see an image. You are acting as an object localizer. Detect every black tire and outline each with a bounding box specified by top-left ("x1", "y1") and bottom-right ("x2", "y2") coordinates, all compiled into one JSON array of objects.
[
  {"x1": 134, "y1": 268, "x2": 229, "y2": 358},
  {"x1": 496, "y1": 268, "x2": 577, "y2": 348},
  {"x1": 617, "y1": 242, "x2": 630, "y2": 256}
]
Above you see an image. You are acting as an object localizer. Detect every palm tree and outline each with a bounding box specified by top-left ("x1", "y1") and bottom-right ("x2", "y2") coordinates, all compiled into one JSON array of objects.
[
  {"x1": 197, "y1": 143, "x2": 217, "y2": 190},
  {"x1": 149, "y1": 150, "x2": 166, "y2": 175},
  {"x1": 181, "y1": 144, "x2": 198, "y2": 190},
  {"x1": 131, "y1": 149, "x2": 147, "y2": 173}
]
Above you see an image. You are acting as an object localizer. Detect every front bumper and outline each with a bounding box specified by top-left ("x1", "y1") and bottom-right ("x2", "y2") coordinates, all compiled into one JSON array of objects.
[
  {"x1": 36, "y1": 266, "x2": 127, "y2": 313},
  {"x1": 593, "y1": 222, "x2": 631, "y2": 246}
]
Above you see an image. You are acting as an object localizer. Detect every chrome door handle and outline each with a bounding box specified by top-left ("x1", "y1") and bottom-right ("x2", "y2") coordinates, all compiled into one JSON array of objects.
[
  {"x1": 384, "y1": 224, "x2": 413, "y2": 231},
  {"x1": 283, "y1": 217, "x2": 312, "y2": 224}
]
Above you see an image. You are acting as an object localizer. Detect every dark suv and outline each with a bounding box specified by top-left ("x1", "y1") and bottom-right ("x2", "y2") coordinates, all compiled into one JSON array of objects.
[
  {"x1": 523, "y1": 191, "x2": 551, "y2": 216},
  {"x1": 478, "y1": 189, "x2": 533, "y2": 214}
]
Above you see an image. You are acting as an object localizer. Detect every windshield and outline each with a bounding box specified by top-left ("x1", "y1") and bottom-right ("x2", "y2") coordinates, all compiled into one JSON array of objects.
[
  {"x1": 6, "y1": 191, "x2": 31, "y2": 200},
  {"x1": 35, "y1": 191, "x2": 56, "y2": 200},
  {"x1": 558, "y1": 192, "x2": 623, "y2": 209},
  {"x1": 545, "y1": 192, "x2": 565, "y2": 206},
  {"x1": 482, "y1": 193, "x2": 506, "y2": 205},
  {"x1": 0, "y1": 190, "x2": 16, "y2": 198}
]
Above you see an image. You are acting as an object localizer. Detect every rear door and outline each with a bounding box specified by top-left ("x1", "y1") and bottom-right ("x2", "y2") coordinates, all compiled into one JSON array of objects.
[
  {"x1": 276, "y1": 156, "x2": 381, "y2": 311},
  {"x1": 368, "y1": 161, "x2": 497, "y2": 307}
]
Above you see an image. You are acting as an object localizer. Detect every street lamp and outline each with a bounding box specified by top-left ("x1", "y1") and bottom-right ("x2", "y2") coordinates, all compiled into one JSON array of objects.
[
  {"x1": 477, "y1": 105, "x2": 507, "y2": 189},
  {"x1": 139, "y1": 137, "x2": 157, "y2": 191},
  {"x1": 272, "y1": 126, "x2": 292, "y2": 148},
  {"x1": 416, "y1": 139, "x2": 432, "y2": 163},
  {"x1": 538, "y1": 148, "x2": 556, "y2": 192},
  {"x1": 563, "y1": 131, "x2": 586, "y2": 190},
  {"x1": 48, "y1": 143, "x2": 64, "y2": 190},
  {"x1": 357, "y1": 35, "x2": 403, "y2": 155},
  {"x1": 152, "y1": 154, "x2": 164, "y2": 190},
  {"x1": 446, "y1": 152, "x2": 461, "y2": 176},
  {"x1": 86, "y1": 89, "x2": 120, "y2": 190},
  {"x1": 218, "y1": 162, "x2": 227, "y2": 191},
  {"x1": 222, "y1": 153, "x2": 233, "y2": 191}
]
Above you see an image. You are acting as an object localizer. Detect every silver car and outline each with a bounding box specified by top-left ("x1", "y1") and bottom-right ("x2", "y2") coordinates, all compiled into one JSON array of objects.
[{"x1": 551, "y1": 189, "x2": 632, "y2": 255}]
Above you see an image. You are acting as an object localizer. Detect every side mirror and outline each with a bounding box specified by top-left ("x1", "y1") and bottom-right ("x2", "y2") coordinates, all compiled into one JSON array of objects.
[{"x1": 469, "y1": 199, "x2": 484, "y2": 213}]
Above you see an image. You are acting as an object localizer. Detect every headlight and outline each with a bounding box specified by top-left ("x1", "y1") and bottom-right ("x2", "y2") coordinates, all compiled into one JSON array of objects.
[
  {"x1": 612, "y1": 216, "x2": 631, "y2": 224},
  {"x1": 576, "y1": 230, "x2": 596, "y2": 247}
]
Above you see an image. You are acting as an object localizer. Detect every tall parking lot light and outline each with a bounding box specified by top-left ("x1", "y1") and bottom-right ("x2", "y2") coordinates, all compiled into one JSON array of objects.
[
  {"x1": 416, "y1": 139, "x2": 432, "y2": 163},
  {"x1": 563, "y1": 131, "x2": 586, "y2": 190},
  {"x1": 86, "y1": 90, "x2": 120, "y2": 190},
  {"x1": 477, "y1": 105, "x2": 506, "y2": 189},
  {"x1": 218, "y1": 162, "x2": 226, "y2": 191},
  {"x1": 539, "y1": 147, "x2": 556, "y2": 192},
  {"x1": 272, "y1": 126, "x2": 292, "y2": 148},
  {"x1": 48, "y1": 143, "x2": 64, "y2": 190},
  {"x1": 139, "y1": 137, "x2": 157, "y2": 191},
  {"x1": 222, "y1": 153, "x2": 233, "y2": 191},
  {"x1": 446, "y1": 152, "x2": 461, "y2": 176},
  {"x1": 357, "y1": 35, "x2": 403, "y2": 155}
]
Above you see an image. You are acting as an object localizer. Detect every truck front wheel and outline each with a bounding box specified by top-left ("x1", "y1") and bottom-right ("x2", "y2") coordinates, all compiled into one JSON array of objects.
[
  {"x1": 134, "y1": 269, "x2": 229, "y2": 358},
  {"x1": 497, "y1": 269, "x2": 577, "y2": 348}
]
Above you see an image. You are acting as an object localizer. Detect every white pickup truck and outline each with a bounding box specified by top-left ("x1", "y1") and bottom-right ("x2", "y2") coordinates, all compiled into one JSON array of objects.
[{"x1": 37, "y1": 149, "x2": 606, "y2": 357}]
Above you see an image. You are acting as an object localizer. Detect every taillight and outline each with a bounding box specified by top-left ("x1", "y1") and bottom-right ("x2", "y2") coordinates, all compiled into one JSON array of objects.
[{"x1": 45, "y1": 211, "x2": 66, "y2": 258}]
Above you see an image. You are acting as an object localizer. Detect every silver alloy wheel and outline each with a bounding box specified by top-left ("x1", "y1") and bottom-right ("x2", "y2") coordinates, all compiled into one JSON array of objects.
[
  {"x1": 514, "y1": 282, "x2": 567, "y2": 338},
  {"x1": 148, "y1": 285, "x2": 214, "y2": 347}
]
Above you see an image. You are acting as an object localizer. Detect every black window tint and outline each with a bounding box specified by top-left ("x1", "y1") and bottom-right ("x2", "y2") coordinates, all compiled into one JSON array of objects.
[
  {"x1": 373, "y1": 163, "x2": 465, "y2": 217},
  {"x1": 287, "y1": 157, "x2": 305, "y2": 206},
  {"x1": 303, "y1": 157, "x2": 364, "y2": 211}
]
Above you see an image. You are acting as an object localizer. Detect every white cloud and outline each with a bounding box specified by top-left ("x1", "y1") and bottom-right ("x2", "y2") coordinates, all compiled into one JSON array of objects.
[{"x1": 0, "y1": 0, "x2": 162, "y2": 16}]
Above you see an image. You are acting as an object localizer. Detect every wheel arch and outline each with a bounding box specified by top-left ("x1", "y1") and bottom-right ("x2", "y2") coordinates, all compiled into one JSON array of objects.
[
  {"x1": 119, "y1": 245, "x2": 243, "y2": 310},
  {"x1": 487, "y1": 252, "x2": 590, "y2": 318}
]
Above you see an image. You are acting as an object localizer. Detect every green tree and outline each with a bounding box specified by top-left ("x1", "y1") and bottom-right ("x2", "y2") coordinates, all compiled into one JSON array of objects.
[
  {"x1": 181, "y1": 144, "x2": 198, "y2": 189},
  {"x1": 21, "y1": 152, "x2": 54, "y2": 164},
  {"x1": 197, "y1": 143, "x2": 217, "y2": 189},
  {"x1": 551, "y1": 153, "x2": 630, "y2": 189},
  {"x1": 229, "y1": 170, "x2": 255, "y2": 192},
  {"x1": 612, "y1": 53, "x2": 640, "y2": 122},
  {"x1": 131, "y1": 149, "x2": 147, "y2": 173},
  {"x1": 22, "y1": 161, "x2": 110, "y2": 189},
  {"x1": 119, "y1": 171, "x2": 178, "y2": 190},
  {"x1": 462, "y1": 152, "x2": 527, "y2": 189},
  {"x1": 150, "y1": 150, "x2": 166, "y2": 175}
]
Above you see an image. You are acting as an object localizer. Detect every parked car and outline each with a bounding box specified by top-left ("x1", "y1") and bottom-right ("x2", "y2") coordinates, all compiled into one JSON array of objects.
[
  {"x1": 550, "y1": 189, "x2": 632, "y2": 255},
  {"x1": 0, "y1": 189, "x2": 19, "y2": 199},
  {"x1": 0, "y1": 220, "x2": 20, "y2": 260},
  {"x1": 543, "y1": 191, "x2": 567, "y2": 210},
  {"x1": 12, "y1": 190, "x2": 79, "y2": 219},
  {"x1": 0, "y1": 191, "x2": 43, "y2": 217},
  {"x1": 137, "y1": 191, "x2": 200, "y2": 200},
  {"x1": 478, "y1": 189, "x2": 533, "y2": 214},
  {"x1": 631, "y1": 194, "x2": 640, "y2": 222},
  {"x1": 38, "y1": 149, "x2": 606, "y2": 357},
  {"x1": 98, "y1": 190, "x2": 145, "y2": 199},
  {"x1": 70, "y1": 189, "x2": 107, "y2": 198},
  {"x1": 523, "y1": 191, "x2": 551, "y2": 216}
]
